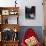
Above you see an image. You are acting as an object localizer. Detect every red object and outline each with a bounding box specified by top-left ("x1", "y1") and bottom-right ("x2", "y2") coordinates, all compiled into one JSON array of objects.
[{"x1": 21, "y1": 28, "x2": 41, "y2": 46}]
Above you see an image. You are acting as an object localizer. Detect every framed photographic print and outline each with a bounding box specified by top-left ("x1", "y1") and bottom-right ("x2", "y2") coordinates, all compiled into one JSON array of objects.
[
  {"x1": 10, "y1": 11, "x2": 15, "y2": 15},
  {"x1": 9, "y1": 10, "x2": 18, "y2": 15},
  {"x1": 25, "y1": 6, "x2": 35, "y2": 19},
  {"x1": 2, "y1": 10, "x2": 9, "y2": 15}
]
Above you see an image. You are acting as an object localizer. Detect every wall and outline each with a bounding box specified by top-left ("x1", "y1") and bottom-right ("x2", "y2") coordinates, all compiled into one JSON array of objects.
[
  {"x1": 18, "y1": 0, "x2": 44, "y2": 26},
  {"x1": 0, "y1": 0, "x2": 44, "y2": 26}
]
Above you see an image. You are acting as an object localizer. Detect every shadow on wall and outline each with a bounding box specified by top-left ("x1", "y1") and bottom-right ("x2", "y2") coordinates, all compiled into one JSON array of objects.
[{"x1": 18, "y1": 26, "x2": 44, "y2": 44}]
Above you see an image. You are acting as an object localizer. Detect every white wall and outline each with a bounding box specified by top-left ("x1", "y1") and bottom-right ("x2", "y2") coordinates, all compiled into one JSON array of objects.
[
  {"x1": 0, "y1": 0, "x2": 44, "y2": 26},
  {"x1": 18, "y1": 0, "x2": 44, "y2": 26}
]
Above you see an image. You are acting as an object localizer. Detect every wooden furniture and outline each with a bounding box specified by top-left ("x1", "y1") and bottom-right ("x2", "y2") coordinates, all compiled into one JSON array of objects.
[
  {"x1": 0, "y1": 7, "x2": 20, "y2": 46},
  {"x1": 2, "y1": 40, "x2": 19, "y2": 46},
  {"x1": 0, "y1": 41, "x2": 2, "y2": 46},
  {"x1": 0, "y1": 24, "x2": 19, "y2": 32},
  {"x1": 0, "y1": 7, "x2": 19, "y2": 24},
  {"x1": 43, "y1": 0, "x2": 46, "y2": 26}
]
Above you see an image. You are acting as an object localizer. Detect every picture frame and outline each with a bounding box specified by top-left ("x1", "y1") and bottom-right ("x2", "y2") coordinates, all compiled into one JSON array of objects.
[
  {"x1": 9, "y1": 10, "x2": 18, "y2": 15},
  {"x1": 2, "y1": 10, "x2": 9, "y2": 15},
  {"x1": 25, "y1": 6, "x2": 35, "y2": 19}
]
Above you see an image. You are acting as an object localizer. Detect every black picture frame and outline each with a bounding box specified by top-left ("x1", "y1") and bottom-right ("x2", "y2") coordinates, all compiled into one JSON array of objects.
[{"x1": 25, "y1": 6, "x2": 35, "y2": 19}]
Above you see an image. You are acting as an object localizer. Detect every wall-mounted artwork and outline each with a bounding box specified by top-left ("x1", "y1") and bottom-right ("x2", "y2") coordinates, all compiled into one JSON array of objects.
[
  {"x1": 2, "y1": 10, "x2": 9, "y2": 15},
  {"x1": 25, "y1": 6, "x2": 35, "y2": 19}
]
